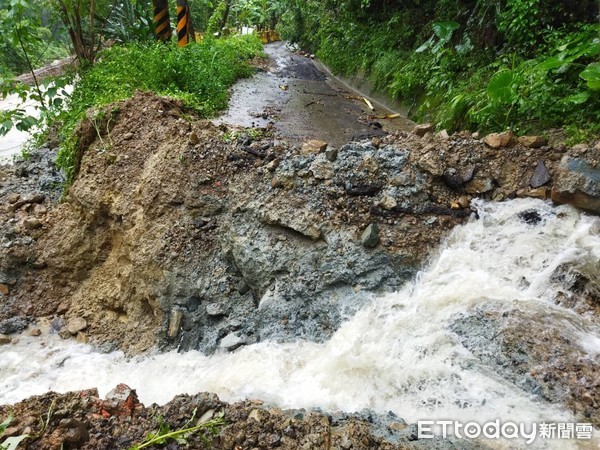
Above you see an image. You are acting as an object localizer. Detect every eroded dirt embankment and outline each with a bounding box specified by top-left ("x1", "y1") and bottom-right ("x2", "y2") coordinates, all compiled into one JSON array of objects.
[
  {"x1": 1, "y1": 92, "x2": 600, "y2": 439},
  {"x1": 1, "y1": 92, "x2": 599, "y2": 354}
]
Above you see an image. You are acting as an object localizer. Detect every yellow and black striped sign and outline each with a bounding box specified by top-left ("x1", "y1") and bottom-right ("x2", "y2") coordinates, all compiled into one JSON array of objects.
[
  {"x1": 153, "y1": 0, "x2": 171, "y2": 41},
  {"x1": 177, "y1": 0, "x2": 189, "y2": 47}
]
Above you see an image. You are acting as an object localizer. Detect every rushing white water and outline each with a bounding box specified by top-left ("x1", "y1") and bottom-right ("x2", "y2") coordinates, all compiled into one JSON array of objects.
[{"x1": 1, "y1": 198, "x2": 599, "y2": 448}]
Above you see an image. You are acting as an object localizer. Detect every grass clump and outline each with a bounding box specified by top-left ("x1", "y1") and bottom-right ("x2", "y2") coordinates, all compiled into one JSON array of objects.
[{"x1": 55, "y1": 34, "x2": 264, "y2": 184}]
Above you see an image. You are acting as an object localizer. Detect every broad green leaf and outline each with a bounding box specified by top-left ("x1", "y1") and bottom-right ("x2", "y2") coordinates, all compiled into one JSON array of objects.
[
  {"x1": 2, "y1": 435, "x2": 29, "y2": 450},
  {"x1": 487, "y1": 69, "x2": 518, "y2": 103},
  {"x1": 565, "y1": 91, "x2": 590, "y2": 104},
  {"x1": 432, "y1": 21, "x2": 459, "y2": 42},
  {"x1": 0, "y1": 413, "x2": 13, "y2": 434},
  {"x1": 415, "y1": 37, "x2": 432, "y2": 53},
  {"x1": 580, "y1": 62, "x2": 600, "y2": 91}
]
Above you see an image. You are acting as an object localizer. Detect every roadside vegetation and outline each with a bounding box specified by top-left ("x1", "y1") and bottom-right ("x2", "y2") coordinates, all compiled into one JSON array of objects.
[
  {"x1": 0, "y1": 0, "x2": 265, "y2": 186},
  {"x1": 1, "y1": 0, "x2": 597, "y2": 189},
  {"x1": 277, "y1": 0, "x2": 599, "y2": 142}
]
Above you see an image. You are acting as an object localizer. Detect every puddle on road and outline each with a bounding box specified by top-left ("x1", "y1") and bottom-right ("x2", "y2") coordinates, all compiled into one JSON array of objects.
[{"x1": 217, "y1": 41, "x2": 413, "y2": 147}]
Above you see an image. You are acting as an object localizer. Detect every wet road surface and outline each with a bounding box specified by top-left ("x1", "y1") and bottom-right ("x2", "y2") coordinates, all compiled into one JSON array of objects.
[{"x1": 217, "y1": 41, "x2": 414, "y2": 147}]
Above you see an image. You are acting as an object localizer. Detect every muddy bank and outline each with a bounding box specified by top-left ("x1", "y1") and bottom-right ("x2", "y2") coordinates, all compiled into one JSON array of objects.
[
  {"x1": 0, "y1": 387, "x2": 483, "y2": 450},
  {"x1": 1, "y1": 93, "x2": 599, "y2": 355}
]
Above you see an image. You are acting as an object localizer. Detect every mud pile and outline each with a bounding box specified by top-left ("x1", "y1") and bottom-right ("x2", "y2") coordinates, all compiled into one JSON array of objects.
[
  {"x1": 0, "y1": 386, "x2": 478, "y2": 450},
  {"x1": 1, "y1": 92, "x2": 599, "y2": 356}
]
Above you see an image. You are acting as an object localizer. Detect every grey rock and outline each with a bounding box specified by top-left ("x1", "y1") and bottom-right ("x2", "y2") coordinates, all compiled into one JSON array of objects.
[
  {"x1": 361, "y1": 224, "x2": 380, "y2": 248},
  {"x1": 206, "y1": 303, "x2": 226, "y2": 316},
  {"x1": 51, "y1": 317, "x2": 66, "y2": 332},
  {"x1": 237, "y1": 280, "x2": 251, "y2": 295},
  {"x1": 219, "y1": 332, "x2": 246, "y2": 351},
  {"x1": 0, "y1": 317, "x2": 27, "y2": 334},
  {"x1": 552, "y1": 154, "x2": 600, "y2": 214},
  {"x1": 530, "y1": 160, "x2": 551, "y2": 188},
  {"x1": 325, "y1": 147, "x2": 338, "y2": 162}
]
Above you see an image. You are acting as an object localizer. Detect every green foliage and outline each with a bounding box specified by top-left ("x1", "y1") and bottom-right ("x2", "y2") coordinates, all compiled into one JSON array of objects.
[
  {"x1": 54, "y1": 34, "x2": 263, "y2": 183},
  {"x1": 104, "y1": 0, "x2": 155, "y2": 43},
  {"x1": 0, "y1": 76, "x2": 71, "y2": 136},
  {"x1": 207, "y1": 1, "x2": 228, "y2": 35},
  {"x1": 128, "y1": 409, "x2": 225, "y2": 450},
  {"x1": 278, "y1": 0, "x2": 600, "y2": 142},
  {"x1": 0, "y1": 0, "x2": 69, "y2": 76},
  {"x1": 0, "y1": 413, "x2": 29, "y2": 450}
]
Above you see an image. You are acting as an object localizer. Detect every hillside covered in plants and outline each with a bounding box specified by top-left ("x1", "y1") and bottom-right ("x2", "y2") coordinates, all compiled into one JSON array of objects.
[{"x1": 277, "y1": 0, "x2": 599, "y2": 142}]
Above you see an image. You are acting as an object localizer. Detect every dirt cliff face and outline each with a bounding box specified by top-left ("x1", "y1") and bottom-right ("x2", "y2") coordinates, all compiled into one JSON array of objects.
[{"x1": 0, "y1": 92, "x2": 598, "y2": 357}]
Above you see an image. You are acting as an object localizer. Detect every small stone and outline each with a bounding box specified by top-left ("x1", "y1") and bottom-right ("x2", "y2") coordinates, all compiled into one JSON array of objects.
[
  {"x1": 271, "y1": 177, "x2": 283, "y2": 188},
  {"x1": 206, "y1": 303, "x2": 226, "y2": 316},
  {"x1": 458, "y1": 196, "x2": 470, "y2": 209},
  {"x1": 472, "y1": 131, "x2": 481, "y2": 140},
  {"x1": 527, "y1": 187, "x2": 549, "y2": 199},
  {"x1": 56, "y1": 302, "x2": 69, "y2": 315},
  {"x1": 413, "y1": 123, "x2": 434, "y2": 137},
  {"x1": 450, "y1": 202, "x2": 461, "y2": 210},
  {"x1": 518, "y1": 135, "x2": 547, "y2": 148},
  {"x1": 59, "y1": 329, "x2": 71, "y2": 339},
  {"x1": 67, "y1": 317, "x2": 87, "y2": 335},
  {"x1": 378, "y1": 195, "x2": 397, "y2": 210},
  {"x1": 188, "y1": 131, "x2": 200, "y2": 145},
  {"x1": 0, "y1": 284, "x2": 8, "y2": 296},
  {"x1": 7, "y1": 193, "x2": 20, "y2": 204},
  {"x1": 30, "y1": 328, "x2": 41, "y2": 337},
  {"x1": 123, "y1": 132, "x2": 134, "y2": 140},
  {"x1": 220, "y1": 332, "x2": 246, "y2": 351},
  {"x1": 465, "y1": 178, "x2": 494, "y2": 194},
  {"x1": 371, "y1": 137, "x2": 382, "y2": 148},
  {"x1": 168, "y1": 310, "x2": 182, "y2": 339},
  {"x1": 59, "y1": 419, "x2": 89, "y2": 447},
  {"x1": 23, "y1": 218, "x2": 43, "y2": 230},
  {"x1": 571, "y1": 144, "x2": 588, "y2": 154},
  {"x1": 437, "y1": 129, "x2": 450, "y2": 140},
  {"x1": 198, "y1": 409, "x2": 215, "y2": 424},
  {"x1": 310, "y1": 159, "x2": 335, "y2": 180},
  {"x1": 266, "y1": 158, "x2": 280, "y2": 171},
  {"x1": 301, "y1": 139, "x2": 327, "y2": 155},
  {"x1": 530, "y1": 160, "x2": 551, "y2": 188},
  {"x1": 325, "y1": 147, "x2": 338, "y2": 162},
  {"x1": 237, "y1": 280, "x2": 251, "y2": 295},
  {"x1": 361, "y1": 223, "x2": 380, "y2": 248},
  {"x1": 0, "y1": 334, "x2": 11, "y2": 345},
  {"x1": 76, "y1": 332, "x2": 89, "y2": 344},
  {"x1": 24, "y1": 193, "x2": 45, "y2": 204},
  {"x1": 33, "y1": 204, "x2": 47, "y2": 216},
  {"x1": 484, "y1": 130, "x2": 516, "y2": 148}
]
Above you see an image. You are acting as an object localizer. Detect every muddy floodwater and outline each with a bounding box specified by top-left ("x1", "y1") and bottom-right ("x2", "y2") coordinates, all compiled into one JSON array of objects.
[{"x1": 217, "y1": 41, "x2": 414, "y2": 146}]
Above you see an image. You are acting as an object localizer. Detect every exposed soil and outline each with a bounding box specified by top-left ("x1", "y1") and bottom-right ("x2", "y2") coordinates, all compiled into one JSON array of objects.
[
  {"x1": 0, "y1": 386, "x2": 485, "y2": 450},
  {"x1": 1, "y1": 46, "x2": 600, "y2": 449}
]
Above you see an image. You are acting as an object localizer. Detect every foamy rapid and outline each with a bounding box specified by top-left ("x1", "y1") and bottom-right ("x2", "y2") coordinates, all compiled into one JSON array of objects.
[{"x1": 1, "y1": 198, "x2": 599, "y2": 448}]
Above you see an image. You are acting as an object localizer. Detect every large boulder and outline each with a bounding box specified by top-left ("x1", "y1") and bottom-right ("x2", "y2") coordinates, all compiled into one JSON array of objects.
[{"x1": 552, "y1": 153, "x2": 600, "y2": 214}]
